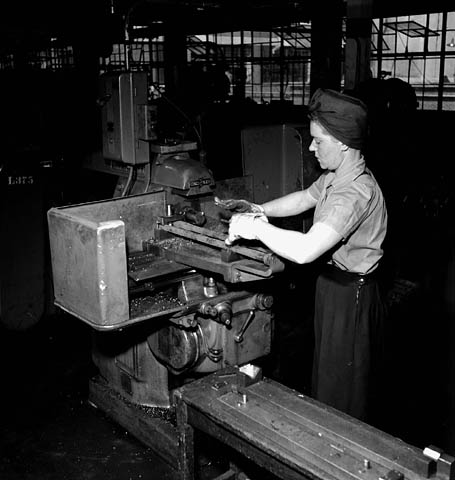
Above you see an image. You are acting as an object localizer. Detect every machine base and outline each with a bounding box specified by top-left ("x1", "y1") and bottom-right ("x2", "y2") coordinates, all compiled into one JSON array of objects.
[{"x1": 88, "y1": 376, "x2": 183, "y2": 476}]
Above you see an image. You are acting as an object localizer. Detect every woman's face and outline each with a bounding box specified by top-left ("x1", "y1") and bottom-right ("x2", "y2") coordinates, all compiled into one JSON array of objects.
[{"x1": 309, "y1": 121, "x2": 344, "y2": 171}]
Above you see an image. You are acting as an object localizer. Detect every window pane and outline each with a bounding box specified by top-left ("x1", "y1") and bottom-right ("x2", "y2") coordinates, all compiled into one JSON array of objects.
[
  {"x1": 415, "y1": 58, "x2": 440, "y2": 110},
  {"x1": 370, "y1": 59, "x2": 379, "y2": 77},
  {"x1": 443, "y1": 57, "x2": 455, "y2": 110},
  {"x1": 428, "y1": 13, "x2": 443, "y2": 52},
  {"x1": 371, "y1": 12, "x2": 455, "y2": 111}
]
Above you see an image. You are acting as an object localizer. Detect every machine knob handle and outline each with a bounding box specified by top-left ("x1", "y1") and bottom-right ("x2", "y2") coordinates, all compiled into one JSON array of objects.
[
  {"x1": 215, "y1": 301, "x2": 232, "y2": 326},
  {"x1": 254, "y1": 294, "x2": 274, "y2": 310}
]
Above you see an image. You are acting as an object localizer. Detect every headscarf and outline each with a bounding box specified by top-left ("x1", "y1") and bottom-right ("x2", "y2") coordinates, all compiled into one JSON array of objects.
[{"x1": 308, "y1": 88, "x2": 368, "y2": 150}]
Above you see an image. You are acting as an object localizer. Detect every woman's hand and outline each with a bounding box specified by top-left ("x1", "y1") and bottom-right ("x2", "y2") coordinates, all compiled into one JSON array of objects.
[{"x1": 225, "y1": 213, "x2": 268, "y2": 245}]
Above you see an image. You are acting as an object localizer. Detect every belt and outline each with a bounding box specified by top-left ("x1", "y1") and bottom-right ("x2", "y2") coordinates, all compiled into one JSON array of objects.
[{"x1": 321, "y1": 264, "x2": 377, "y2": 286}]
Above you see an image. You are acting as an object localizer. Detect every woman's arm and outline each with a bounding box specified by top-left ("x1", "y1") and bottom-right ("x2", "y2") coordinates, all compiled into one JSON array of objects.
[
  {"x1": 261, "y1": 189, "x2": 317, "y2": 218},
  {"x1": 228, "y1": 216, "x2": 342, "y2": 264}
]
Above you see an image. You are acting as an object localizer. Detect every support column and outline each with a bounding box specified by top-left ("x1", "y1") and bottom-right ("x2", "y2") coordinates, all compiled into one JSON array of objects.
[
  {"x1": 310, "y1": 0, "x2": 343, "y2": 95},
  {"x1": 344, "y1": 0, "x2": 374, "y2": 91},
  {"x1": 164, "y1": 28, "x2": 188, "y2": 101}
]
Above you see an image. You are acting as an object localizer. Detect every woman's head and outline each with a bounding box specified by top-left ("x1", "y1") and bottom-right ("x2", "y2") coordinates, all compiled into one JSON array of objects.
[{"x1": 308, "y1": 88, "x2": 368, "y2": 150}]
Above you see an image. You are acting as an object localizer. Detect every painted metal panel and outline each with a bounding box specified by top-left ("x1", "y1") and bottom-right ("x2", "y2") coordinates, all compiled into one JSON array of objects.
[{"x1": 47, "y1": 191, "x2": 167, "y2": 328}]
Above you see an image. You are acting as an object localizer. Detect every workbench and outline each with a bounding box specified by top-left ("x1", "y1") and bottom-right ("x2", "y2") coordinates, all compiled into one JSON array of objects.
[{"x1": 174, "y1": 366, "x2": 451, "y2": 480}]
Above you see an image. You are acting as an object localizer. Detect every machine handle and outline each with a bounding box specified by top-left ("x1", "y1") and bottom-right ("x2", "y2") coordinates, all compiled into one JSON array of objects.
[{"x1": 234, "y1": 310, "x2": 255, "y2": 343}]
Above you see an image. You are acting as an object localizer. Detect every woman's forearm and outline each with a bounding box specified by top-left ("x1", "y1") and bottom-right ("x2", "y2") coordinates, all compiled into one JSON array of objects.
[
  {"x1": 261, "y1": 190, "x2": 316, "y2": 217},
  {"x1": 253, "y1": 220, "x2": 341, "y2": 264}
]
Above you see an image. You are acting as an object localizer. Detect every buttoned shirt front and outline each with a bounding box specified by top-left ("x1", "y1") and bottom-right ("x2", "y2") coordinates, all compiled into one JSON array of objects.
[{"x1": 307, "y1": 155, "x2": 387, "y2": 274}]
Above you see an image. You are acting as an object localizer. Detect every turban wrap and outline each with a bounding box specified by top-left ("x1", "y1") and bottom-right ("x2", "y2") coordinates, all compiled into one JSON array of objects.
[{"x1": 308, "y1": 88, "x2": 368, "y2": 150}]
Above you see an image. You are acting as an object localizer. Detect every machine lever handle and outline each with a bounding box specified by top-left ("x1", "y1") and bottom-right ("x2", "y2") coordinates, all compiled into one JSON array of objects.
[{"x1": 234, "y1": 310, "x2": 255, "y2": 343}]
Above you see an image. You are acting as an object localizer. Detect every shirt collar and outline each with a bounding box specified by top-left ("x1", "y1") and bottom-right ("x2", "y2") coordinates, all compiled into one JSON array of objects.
[{"x1": 326, "y1": 154, "x2": 366, "y2": 189}]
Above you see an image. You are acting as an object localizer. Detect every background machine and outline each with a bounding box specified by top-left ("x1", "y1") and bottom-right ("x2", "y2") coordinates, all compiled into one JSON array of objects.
[{"x1": 47, "y1": 71, "x2": 282, "y2": 475}]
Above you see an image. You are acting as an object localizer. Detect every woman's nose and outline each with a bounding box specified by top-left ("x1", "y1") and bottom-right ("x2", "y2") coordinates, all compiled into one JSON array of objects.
[{"x1": 309, "y1": 140, "x2": 316, "y2": 151}]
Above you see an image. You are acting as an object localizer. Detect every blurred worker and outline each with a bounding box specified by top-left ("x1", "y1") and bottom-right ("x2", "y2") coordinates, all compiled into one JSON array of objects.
[{"x1": 218, "y1": 88, "x2": 387, "y2": 422}]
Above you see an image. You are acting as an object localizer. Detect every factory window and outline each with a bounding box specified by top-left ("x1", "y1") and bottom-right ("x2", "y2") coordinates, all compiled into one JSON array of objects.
[
  {"x1": 30, "y1": 47, "x2": 75, "y2": 70},
  {"x1": 99, "y1": 24, "x2": 311, "y2": 106},
  {"x1": 0, "y1": 46, "x2": 74, "y2": 71},
  {"x1": 191, "y1": 25, "x2": 311, "y2": 105},
  {"x1": 371, "y1": 11, "x2": 455, "y2": 111}
]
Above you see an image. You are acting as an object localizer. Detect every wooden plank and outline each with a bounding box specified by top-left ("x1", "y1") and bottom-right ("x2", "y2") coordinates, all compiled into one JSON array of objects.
[
  {"x1": 175, "y1": 391, "x2": 195, "y2": 480},
  {"x1": 89, "y1": 377, "x2": 180, "y2": 472}
]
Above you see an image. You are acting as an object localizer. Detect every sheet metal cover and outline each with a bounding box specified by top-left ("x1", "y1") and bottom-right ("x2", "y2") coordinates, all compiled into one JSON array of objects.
[{"x1": 47, "y1": 192, "x2": 166, "y2": 328}]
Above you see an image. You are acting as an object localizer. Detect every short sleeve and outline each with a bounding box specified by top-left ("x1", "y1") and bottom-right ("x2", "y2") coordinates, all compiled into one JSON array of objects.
[{"x1": 316, "y1": 183, "x2": 374, "y2": 239}]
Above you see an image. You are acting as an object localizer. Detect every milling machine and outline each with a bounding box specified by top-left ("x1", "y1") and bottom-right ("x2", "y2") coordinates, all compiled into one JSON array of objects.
[{"x1": 47, "y1": 71, "x2": 283, "y2": 474}]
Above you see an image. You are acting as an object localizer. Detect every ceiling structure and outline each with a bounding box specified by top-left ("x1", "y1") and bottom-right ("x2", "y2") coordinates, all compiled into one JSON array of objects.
[
  {"x1": 0, "y1": 0, "x2": 454, "y2": 56},
  {"x1": 0, "y1": 0, "x2": 316, "y2": 55}
]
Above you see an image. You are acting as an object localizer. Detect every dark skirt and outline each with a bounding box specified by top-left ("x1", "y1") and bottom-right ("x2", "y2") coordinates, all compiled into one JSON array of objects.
[{"x1": 311, "y1": 265, "x2": 385, "y2": 421}]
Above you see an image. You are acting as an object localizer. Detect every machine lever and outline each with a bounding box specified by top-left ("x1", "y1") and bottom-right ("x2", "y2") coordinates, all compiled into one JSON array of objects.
[{"x1": 234, "y1": 310, "x2": 255, "y2": 343}]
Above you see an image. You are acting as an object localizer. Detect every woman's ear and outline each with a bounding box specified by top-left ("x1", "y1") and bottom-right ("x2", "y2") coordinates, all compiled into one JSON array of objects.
[{"x1": 340, "y1": 143, "x2": 349, "y2": 152}]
